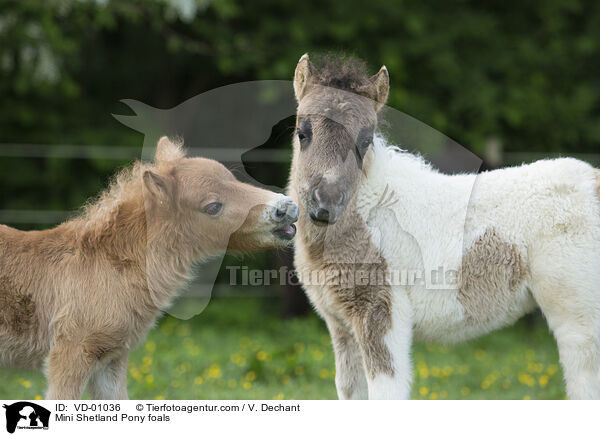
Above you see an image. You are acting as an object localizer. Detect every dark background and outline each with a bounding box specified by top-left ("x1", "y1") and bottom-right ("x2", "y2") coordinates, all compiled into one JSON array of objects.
[{"x1": 1, "y1": 0, "x2": 599, "y2": 316}]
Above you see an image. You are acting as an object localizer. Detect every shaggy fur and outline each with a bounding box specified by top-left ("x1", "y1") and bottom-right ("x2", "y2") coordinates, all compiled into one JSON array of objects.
[
  {"x1": 0, "y1": 137, "x2": 298, "y2": 399},
  {"x1": 289, "y1": 53, "x2": 600, "y2": 400}
]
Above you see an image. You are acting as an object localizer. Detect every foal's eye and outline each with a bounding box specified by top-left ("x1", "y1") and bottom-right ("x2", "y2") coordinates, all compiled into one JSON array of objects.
[
  {"x1": 356, "y1": 135, "x2": 373, "y2": 160},
  {"x1": 296, "y1": 120, "x2": 312, "y2": 149},
  {"x1": 203, "y1": 202, "x2": 222, "y2": 216}
]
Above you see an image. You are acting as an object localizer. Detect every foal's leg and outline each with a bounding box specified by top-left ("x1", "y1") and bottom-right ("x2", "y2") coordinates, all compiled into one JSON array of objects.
[
  {"x1": 45, "y1": 341, "x2": 98, "y2": 400},
  {"x1": 352, "y1": 290, "x2": 413, "y2": 400},
  {"x1": 87, "y1": 353, "x2": 130, "y2": 400},
  {"x1": 324, "y1": 315, "x2": 368, "y2": 400},
  {"x1": 530, "y1": 250, "x2": 600, "y2": 399}
]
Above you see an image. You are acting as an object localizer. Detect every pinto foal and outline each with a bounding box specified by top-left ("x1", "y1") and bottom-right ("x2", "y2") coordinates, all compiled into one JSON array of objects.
[
  {"x1": 0, "y1": 137, "x2": 298, "y2": 399},
  {"x1": 289, "y1": 53, "x2": 600, "y2": 399}
]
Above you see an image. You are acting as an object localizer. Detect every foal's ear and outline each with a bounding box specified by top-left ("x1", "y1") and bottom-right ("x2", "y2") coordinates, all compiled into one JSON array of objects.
[
  {"x1": 143, "y1": 170, "x2": 173, "y2": 204},
  {"x1": 155, "y1": 136, "x2": 185, "y2": 163},
  {"x1": 369, "y1": 66, "x2": 389, "y2": 111},
  {"x1": 294, "y1": 53, "x2": 316, "y2": 101}
]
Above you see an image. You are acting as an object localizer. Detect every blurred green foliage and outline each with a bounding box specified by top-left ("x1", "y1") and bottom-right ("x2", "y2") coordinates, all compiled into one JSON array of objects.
[
  {"x1": 2, "y1": 0, "x2": 600, "y2": 151},
  {"x1": 1, "y1": 0, "x2": 600, "y2": 215}
]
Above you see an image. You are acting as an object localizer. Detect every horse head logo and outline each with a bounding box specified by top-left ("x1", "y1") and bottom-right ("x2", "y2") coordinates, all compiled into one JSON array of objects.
[{"x1": 3, "y1": 402, "x2": 50, "y2": 434}]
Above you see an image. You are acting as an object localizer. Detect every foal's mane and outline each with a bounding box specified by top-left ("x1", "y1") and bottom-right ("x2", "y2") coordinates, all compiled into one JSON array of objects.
[
  {"x1": 311, "y1": 53, "x2": 372, "y2": 95},
  {"x1": 76, "y1": 160, "x2": 146, "y2": 227}
]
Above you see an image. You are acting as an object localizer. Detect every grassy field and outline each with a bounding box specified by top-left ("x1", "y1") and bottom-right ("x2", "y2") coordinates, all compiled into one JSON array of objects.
[{"x1": 0, "y1": 297, "x2": 565, "y2": 400}]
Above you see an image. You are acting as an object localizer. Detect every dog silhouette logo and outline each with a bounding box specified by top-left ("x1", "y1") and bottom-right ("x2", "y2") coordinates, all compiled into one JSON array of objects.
[{"x1": 2, "y1": 402, "x2": 50, "y2": 434}]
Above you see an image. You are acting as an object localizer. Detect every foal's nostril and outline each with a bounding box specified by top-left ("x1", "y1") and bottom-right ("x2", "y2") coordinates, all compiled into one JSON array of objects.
[
  {"x1": 315, "y1": 208, "x2": 330, "y2": 221},
  {"x1": 275, "y1": 206, "x2": 286, "y2": 218},
  {"x1": 272, "y1": 197, "x2": 299, "y2": 223},
  {"x1": 272, "y1": 203, "x2": 287, "y2": 222}
]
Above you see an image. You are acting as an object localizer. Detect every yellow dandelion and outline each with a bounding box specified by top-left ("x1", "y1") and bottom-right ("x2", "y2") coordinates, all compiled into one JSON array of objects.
[
  {"x1": 256, "y1": 351, "x2": 267, "y2": 361},
  {"x1": 19, "y1": 379, "x2": 31, "y2": 388},
  {"x1": 539, "y1": 375, "x2": 549, "y2": 388},
  {"x1": 429, "y1": 392, "x2": 438, "y2": 400},
  {"x1": 194, "y1": 376, "x2": 204, "y2": 385},
  {"x1": 523, "y1": 395, "x2": 531, "y2": 400},
  {"x1": 481, "y1": 380, "x2": 490, "y2": 390},
  {"x1": 145, "y1": 374, "x2": 154, "y2": 384},
  {"x1": 319, "y1": 369, "x2": 330, "y2": 379},
  {"x1": 130, "y1": 367, "x2": 142, "y2": 381},
  {"x1": 312, "y1": 349, "x2": 325, "y2": 361},
  {"x1": 546, "y1": 365, "x2": 558, "y2": 376},
  {"x1": 245, "y1": 371, "x2": 257, "y2": 381},
  {"x1": 142, "y1": 356, "x2": 153, "y2": 366},
  {"x1": 518, "y1": 372, "x2": 535, "y2": 387},
  {"x1": 527, "y1": 362, "x2": 544, "y2": 374},
  {"x1": 419, "y1": 386, "x2": 429, "y2": 396},
  {"x1": 273, "y1": 393, "x2": 285, "y2": 400},
  {"x1": 145, "y1": 341, "x2": 156, "y2": 353},
  {"x1": 431, "y1": 366, "x2": 441, "y2": 377},
  {"x1": 417, "y1": 362, "x2": 429, "y2": 379},
  {"x1": 207, "y1": 364, "x2": 222, "y2": 379},
  {"x1": 441, "y1": 366, "x2": 453, "y2": 377},
  {"x1": 155, "y1": 396, "x2": 165, "y2": 400},
  {"x1": 34, "y1": 395, "x2": 42, "y2": 400}
]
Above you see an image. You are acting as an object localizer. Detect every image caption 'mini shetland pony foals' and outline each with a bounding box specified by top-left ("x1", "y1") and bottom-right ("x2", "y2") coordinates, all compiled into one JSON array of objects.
[
  {"x1": 288, "y1": 53, "x2": 600, "y2": 400},
  {"x1": 0, "y1": 137, "x2": 298, "y2": 400}
]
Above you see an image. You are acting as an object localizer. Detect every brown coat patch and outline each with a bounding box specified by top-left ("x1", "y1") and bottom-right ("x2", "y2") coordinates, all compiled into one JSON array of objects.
[
  {"x1": 299, "y1": 205, "x2": 394, "y2": 379},
  {"x1": 0, "y1": 276, "x2": 37, "y2": 335},
  {"x1": 458, "y1": 228, "x2": 525, "y2": 323}
]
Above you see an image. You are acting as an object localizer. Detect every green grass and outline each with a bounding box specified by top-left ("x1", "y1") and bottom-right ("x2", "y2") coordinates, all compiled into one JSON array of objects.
[{"x1": 0, "y1": 297, "x2": 564, "y2": 400}]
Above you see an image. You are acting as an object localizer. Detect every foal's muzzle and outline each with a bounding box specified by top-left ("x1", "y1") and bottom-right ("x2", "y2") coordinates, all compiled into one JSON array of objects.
[
  {"x1": 308, "y1": 181, "x2": 346, "y2": 225},
  {"x1": 270, "y1": 197, "x2": 299, "y2": 240}
]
